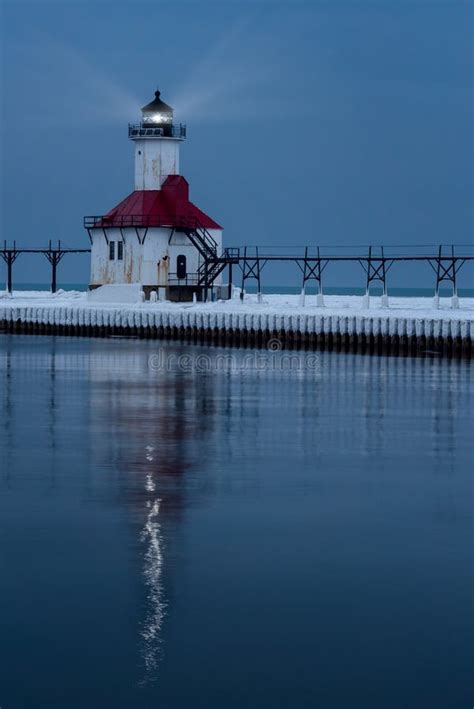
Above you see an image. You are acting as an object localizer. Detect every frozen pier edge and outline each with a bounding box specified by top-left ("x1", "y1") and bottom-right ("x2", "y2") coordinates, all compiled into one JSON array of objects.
[{"x1": 1, "y1": 290, "x2": 473, "y2": 359}]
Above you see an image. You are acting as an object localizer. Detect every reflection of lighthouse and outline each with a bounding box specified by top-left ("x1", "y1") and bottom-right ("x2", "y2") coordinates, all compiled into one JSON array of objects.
[
  {"x1": 87, "y1": 346, "x2": 217, "y2": 683},
  {"x1": 85, "y1": 89, "x2": 223, "y2": 301}
]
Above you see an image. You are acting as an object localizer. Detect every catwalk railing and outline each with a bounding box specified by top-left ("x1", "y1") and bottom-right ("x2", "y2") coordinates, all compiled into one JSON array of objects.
[
  {"x1": 0, "y1": 241, "x2": 91, "y2": 294},
  {"x1": 1, "y1": 242, "x2": 473, "y2": 297},
  {"x1": 208, "y1": 244, "x2": 474, "y2": 299}
]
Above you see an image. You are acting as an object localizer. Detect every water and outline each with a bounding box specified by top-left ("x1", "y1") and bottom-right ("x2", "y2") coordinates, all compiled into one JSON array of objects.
[
  {"x1": 0, "y1": 335, "x2": 472, "y2": 709},
  {"x1": 7, "y1": 282, "x2": 474, "y2": 297},
  {"x1": 5, "y1": 282, "x2": 89, "y2": 292}
]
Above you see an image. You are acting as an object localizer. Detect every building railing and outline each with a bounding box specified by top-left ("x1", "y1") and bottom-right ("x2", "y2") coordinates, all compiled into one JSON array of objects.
[
  {"x1": 128, "y1": 123, "x2": 186, "y2": 139},
  {"x1": 84, "y1": 214, "x2": 208, "y2": 229},
  {"x1": 168, "y1": 272, "x2": 200, "y2": 286}
]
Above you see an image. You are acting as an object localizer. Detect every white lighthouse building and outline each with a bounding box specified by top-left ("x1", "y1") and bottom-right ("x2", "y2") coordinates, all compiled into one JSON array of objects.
[{"x1": 85, "y1": 89, "x2": 223, "y2": 301}]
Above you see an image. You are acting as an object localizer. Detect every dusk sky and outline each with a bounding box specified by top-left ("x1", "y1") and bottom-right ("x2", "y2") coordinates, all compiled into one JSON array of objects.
[{"x1": 1, "y1": 0, "x2": 472, "y2": 287}]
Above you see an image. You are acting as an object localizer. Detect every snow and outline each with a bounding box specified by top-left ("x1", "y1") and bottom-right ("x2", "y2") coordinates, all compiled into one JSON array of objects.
[
  {"x1": 87, "y1": 283, "x2": 144, "y2": 303},
  {"x1": 1, "y1": 290, "x2": 473, "y2": 339}
]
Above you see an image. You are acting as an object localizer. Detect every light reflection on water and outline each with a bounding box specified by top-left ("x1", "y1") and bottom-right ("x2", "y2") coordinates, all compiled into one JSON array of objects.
[
  {"x1": 140, "y1": 497, "x2": 165, "y2": 684},
  {"x1": 0, "y1": 335, "x2": 472, "y2": 709}
]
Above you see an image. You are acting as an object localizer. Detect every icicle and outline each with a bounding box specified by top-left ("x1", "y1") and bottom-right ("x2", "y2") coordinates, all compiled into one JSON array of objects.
[
  {"x1": 299, "y1": 288, "x2": 305, "y2": 307},
  {"x1": 316, "y1": 292, "x2": 324, "y2": 307},
  {"x1": 451, "y1": 293, "x2": 459, "y2": 309},
  {"x1": 362, "y1": 292, "x2": 370, "y2": 309},
  {"x1": 140, "y1": 290, "x2": 146, "y2": 302},
  {"x1": 149, "y1": 290, "x2": 158, "y2": 303},
  {"x1": 433, "y1": 293, "x2": 440, "y2": 309},
  {"x1": 192, "y1": 292, "x2": 197, "y2": 304},
  {"x1": 257, "y1": 292, "x2": 263, "y2": 304},
  {"x1": 381, "y1": 293, "x2": 389, "y2": 308}
]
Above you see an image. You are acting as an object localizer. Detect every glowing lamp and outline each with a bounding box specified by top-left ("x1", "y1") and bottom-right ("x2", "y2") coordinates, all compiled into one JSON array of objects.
[
  {"x1": 146, "y1": 112, "x2": 173, "y2": 125},
  {"x1": 141, "y1": 90, "x2": 174, "y2": 127}
]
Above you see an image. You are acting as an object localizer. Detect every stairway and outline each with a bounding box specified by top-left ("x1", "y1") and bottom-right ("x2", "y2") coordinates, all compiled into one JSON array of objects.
[
  {"x1": 183, "y1": 223, "x2": 218, "y2": 261},
  {"x1": 181, "y1": 220, "x2": 222, "y2": 290},
  {"x1": 196, "y1": 258, "x2": 227, "y2": 287},
  {"x1": 182, "y1": 223, "x2": 240, "y2": 290}
]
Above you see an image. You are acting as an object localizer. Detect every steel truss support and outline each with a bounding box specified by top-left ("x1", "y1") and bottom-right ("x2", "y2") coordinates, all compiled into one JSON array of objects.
[
  {"x1": 1, "y1": 243, "x2": 90, "y2": 295},
  {"x1": 428, "y1": 245, "x2": 466, "y2": 296},
  {"x1": 228, "y1": 261, "x2": 233, "y2": 300},
  {"x1": 43, "y1": 241, "x2": 66, "y2": 293},
  {"x1": 359, "y1": 246, "x2": 394, "y2": 294},
  {"x1": 1, "y1": 241, "x2": 20, "y2": 294},
  {"x1": 239, "y1": 247, "x2": 267, "y2": 299},
  {"x1": 202, "y1": 260, "x2": 209, "y2": 302},
  {"x1": 297, "y1": 247, "x2": 329, "y2": 293}
]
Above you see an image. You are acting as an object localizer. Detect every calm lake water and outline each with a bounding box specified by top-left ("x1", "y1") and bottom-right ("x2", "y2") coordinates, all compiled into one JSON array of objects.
[{"x1": 0, "y1": 335, "x2": 472, "y2": 709}]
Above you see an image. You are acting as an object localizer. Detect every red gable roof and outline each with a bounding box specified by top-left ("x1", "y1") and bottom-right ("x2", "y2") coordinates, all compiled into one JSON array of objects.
[{"x1": 100, "y1": 176, "x2": 222, "y2": 230}]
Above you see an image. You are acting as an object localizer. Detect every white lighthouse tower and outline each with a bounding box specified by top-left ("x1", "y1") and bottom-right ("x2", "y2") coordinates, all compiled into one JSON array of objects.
[
  {"x1": 85, "y1": 88, "x2": 223, "y2": 301},
  {"x1": 132, "y1": 90, "x2": 182, "y2": 190}
]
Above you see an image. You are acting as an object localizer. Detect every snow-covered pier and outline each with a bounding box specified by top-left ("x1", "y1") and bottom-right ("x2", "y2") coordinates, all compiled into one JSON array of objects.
[{"x1": 1, "y1": 290, "x2": 473, "y2": 359}]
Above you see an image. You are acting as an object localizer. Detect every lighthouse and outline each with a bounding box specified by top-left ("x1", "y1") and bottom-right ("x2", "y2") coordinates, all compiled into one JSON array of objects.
[
  {"x1": 84, "y1": 89, "x2": 223, "y2": 301},
  {"x1": 132, "y1": 90, "x2": 182, "y2": 190}
]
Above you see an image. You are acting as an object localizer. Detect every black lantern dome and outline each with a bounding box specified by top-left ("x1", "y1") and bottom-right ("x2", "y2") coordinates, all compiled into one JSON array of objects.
[
  {"x1": 128, "y1": 88, "x2": 186, "y2": 140},
  {"x1": 141, "y1": 90, "x2": 174, "y2": 126}
]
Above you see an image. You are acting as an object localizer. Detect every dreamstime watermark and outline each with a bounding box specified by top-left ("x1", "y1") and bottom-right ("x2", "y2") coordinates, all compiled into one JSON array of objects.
[{"x1": 148, "y1": 339, "x2": 320, "y2": 374}]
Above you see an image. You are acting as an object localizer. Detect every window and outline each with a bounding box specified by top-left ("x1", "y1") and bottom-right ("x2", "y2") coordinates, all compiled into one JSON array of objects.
[
  {"x1": 177, "y1": 254, "x2": 187, "y2": 280},
  {"x1": 117, "y1": 241, "x2": 124, "y2": 260},
  {"x1": 109, "y1": 241, "x2": 115, "y2": 260}
]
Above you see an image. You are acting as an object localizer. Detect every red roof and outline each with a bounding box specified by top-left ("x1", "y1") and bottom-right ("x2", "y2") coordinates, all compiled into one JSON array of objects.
[{"x1": 100, "y1": 176, "x2": 222, "y2": 230}]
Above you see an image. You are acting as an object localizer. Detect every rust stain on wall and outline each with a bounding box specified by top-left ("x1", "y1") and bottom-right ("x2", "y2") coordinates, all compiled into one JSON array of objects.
[
  {"x1": 157, "y1": 256, "x2": 169, "y2": 286},
  {"x1": 125, "y1": 248, "x2": 134, "y2": 283}
]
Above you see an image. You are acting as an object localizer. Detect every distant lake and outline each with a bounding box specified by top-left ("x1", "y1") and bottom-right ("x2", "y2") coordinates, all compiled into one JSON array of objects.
[
  {"x1": 0, "y1": 335, "x2": 472, "y2": 709},
  {"x1": 6, "y1": 282, "x2": 474, "y2": 297}
]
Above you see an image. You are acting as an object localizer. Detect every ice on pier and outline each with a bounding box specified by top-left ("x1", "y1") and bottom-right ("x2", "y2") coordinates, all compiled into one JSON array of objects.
[
  {"x1": 1, "y1": 290, "x2": 473, "y2": 340},
  {"x1": 87, "y1": 283, "x2": 144, "y2": 304}
]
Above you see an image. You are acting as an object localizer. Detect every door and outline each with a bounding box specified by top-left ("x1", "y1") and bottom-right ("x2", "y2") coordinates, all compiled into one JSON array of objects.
[{"x1": 176, "y1": 254, "x2": 187, "y2": 280}]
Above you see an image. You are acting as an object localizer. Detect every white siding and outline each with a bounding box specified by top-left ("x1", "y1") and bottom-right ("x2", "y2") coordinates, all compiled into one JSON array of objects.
[
  {"x1": 134, "y1": 139, "x2": 180, "y2": 190},
  {"x1": 90, "y1": 227, "x2": 224, "y2": 288}
]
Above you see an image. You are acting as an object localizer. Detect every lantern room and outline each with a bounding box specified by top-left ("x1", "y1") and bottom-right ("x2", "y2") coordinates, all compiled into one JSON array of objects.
[{"x1": 128, "y1": 90, "x2": 186, "y2": 140}]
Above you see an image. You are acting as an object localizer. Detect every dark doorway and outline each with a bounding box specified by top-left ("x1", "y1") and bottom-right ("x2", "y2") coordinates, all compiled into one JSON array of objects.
[{"x1": 177, "y1": 254, "x2": 187, "y2": 280}]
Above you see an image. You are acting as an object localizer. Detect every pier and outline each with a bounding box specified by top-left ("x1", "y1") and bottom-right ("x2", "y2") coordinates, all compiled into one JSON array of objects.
[
  {"x1": 1, "y1": 291, "x2": 472, "y2": 360},
  {"x1": 1, "y1": 242, "x2": 473, "y2": 360}
]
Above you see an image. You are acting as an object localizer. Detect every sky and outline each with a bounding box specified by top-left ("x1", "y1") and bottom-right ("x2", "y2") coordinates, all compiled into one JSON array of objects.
[{"x1": 0, "y1": 0, "x2": 472, "y2": 288}]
